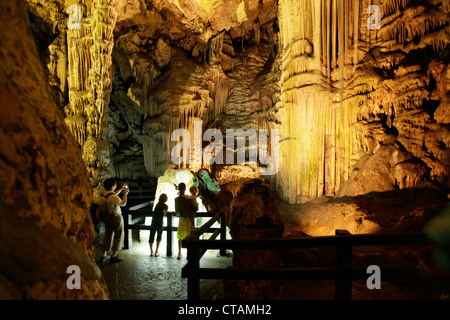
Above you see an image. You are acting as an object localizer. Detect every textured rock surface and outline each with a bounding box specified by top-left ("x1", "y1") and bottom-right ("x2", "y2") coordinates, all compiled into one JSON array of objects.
[
  {"x1": 225, "y1": 179, "x2": 284, "y2": 299},
  {"x1": 279, "y1": 187, "x2": 449, "y2": 238},
  {"x1": 229, "y1": 179, "x2": 284, "y2": 239},
  {"x1": 27, "y1": 0, "x2": 119, "y2": 185},
  {"x1": 26, "y1": 0, "x2": 281, "y2": 185},
  {"x1": 337, "y1": 142, "x2": 430, "y2": 197},
  {"x1": 7, "y1": 0, "x2": 449, "y2": 300},
  {"x1": 0, "y1": 0, "x2": 109, "y2": 299},
  {"x1": 25, "y1": 0, "x2": 450, "y2": 203},
  {"x1": 276, "y1": 0, "x2": 450, "y2": 203}
]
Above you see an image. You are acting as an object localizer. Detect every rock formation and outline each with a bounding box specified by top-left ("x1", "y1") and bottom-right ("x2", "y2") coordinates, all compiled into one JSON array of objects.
[
  {"x1": 2, "y1": 0, "x2": 449, "y2": 300},
  {"x1": 225, "y1": 179, "x2": 285, "y2": 299},
  {"x1": 276, "y1": 0, "x2": 450, "y2": 203},
  {"x1": 0, "y1": 0, "x2": 109, "y2": 299},
  {"x1": 24, "y1": 0, "x2": 449, "y2": 206}
]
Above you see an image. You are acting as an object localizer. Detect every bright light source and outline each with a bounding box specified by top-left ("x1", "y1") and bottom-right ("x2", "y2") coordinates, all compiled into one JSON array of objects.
[{"x1": 153, "y1": 168, "x2": 207, "y2": 212}]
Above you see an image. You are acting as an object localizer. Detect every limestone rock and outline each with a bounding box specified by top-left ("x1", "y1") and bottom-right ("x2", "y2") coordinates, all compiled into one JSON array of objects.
[
  {"x1": 225, "y1": 179, "x2": 284, "y2": 299},
  {"x1": 13, "y1": 0, "x2": 450, "y2": 300},
  {"x1": 229, "y1": 179, "x2": 284, "y2": 239},
  {"x1": 0, "y1": 0, "x2": 108, "y2": 299},
  {"x1": 24, "y1": 0, "x2": 450, "y2": 204},
  {"x1": 275, "y1": 0, "x2": 450, "y2": 203},
  {"x1": 391, "y1": 158, "x2": 430, "y2": 190},
  {"x1": 434, "y1": 102, "x2": 450, "y2": 124},
  {"x1": 337, "y1": 143, "x2": 432, "y2": 197},
  {"x1": 337, "y1": 144, "x2": 398, "y2": 197},
  {"x1": 291, "y1": 198, "x2": 381, "y2": 237}
]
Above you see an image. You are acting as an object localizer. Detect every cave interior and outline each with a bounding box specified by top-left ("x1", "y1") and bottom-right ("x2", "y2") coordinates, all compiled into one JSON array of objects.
[{"x1": 0, "y1": 0, "x2": 449, "y2": 300}]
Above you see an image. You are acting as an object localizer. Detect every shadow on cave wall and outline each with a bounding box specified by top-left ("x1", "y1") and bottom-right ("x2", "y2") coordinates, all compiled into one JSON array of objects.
[{"x1": 328, "y1": 187, "x2": 449, "y2": 233}]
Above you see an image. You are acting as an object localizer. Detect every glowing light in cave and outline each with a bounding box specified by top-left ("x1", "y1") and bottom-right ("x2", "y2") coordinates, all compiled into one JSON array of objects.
[
  {"x1": 146, "y1": 168, "x2": 208, "y2": 227},
  {"x1": 152, "y1": 168, "x2": 207, "y2": 212}
]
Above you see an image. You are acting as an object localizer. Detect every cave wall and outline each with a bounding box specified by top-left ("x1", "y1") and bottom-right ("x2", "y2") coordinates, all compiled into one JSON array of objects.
[
  {"x1": 25, "y1": 0, "x2": 450, "y2": 203},
  {"x1": 27, "y1": 0, "x2": 120, "y2": 186},
  {"x1": 112, "y1": 0, "x2": 281, "y2": 180},
  {"x1": 0, "y1": 0, "x2": 109, "y2": 299},
  {"x1": 276, "y1": 0, "x2": 450, "y2": 203},
  {"x1": 30, "y1": 0, "x2": 281, "y2": 185},
  {"x1": 276, "y1": 0, "x2": 365, "y2": 203},
  {"x1": 5, "y1": 0, "x2": 447, "y2": 301},
  {"x1": 127, "y1": 0, "x2": 450, "y2": 202},
  {"x1": 64, "y1": 0, "x2": 118, "y2": 185}
]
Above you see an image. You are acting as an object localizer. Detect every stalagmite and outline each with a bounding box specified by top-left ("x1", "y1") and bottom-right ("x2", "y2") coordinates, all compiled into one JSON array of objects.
[
  {"x1": 24, "y1": 0, "x2": 449, "y2": 201},
  {"x1": 276, "y1": 0, "x2": 367, "y2": 203}
]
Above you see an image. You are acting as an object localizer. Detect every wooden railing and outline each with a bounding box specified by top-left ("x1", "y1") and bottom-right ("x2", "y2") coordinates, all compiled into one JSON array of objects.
[
  {"x1": 122, "y1": 191, "x2": 432, "y2": 300},
  {"x1": 181, "y1": 226, "x2": 432, "y2": 300},
  {"x1": 126, "y1": 187, "x2": 155, "y2": 204},
  {"x1": 122, "y1": 197, "x2": 225, "y2": 257}
]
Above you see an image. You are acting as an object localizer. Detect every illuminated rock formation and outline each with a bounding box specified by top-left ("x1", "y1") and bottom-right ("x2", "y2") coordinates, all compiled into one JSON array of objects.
[
  {"x1": 23, "y1": 0, "x2": 449, "y2": 215},
  {"x1": 24, "y1": 0, "x2": 449, "y2": 209},
  {"x1": 276, "y1": 0, "x2": 449, "y2": 203},
  {"x1": 4, "y1": 0, "x2": 449, "y2": 300},
  {"x1": 226, "y1": 179, "x2": 285, "y2": 299},
  {"x1": 0, "y1": 0, "x2": 108, "y2": 299},
  {"x1": 26, "y1": 0, "x2": 119, "y2": 185}
]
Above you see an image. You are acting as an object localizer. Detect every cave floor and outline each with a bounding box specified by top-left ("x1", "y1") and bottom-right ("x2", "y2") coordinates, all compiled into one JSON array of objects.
[{"x1": 98, "y1": 230, "x2": 233, "y2": 300}]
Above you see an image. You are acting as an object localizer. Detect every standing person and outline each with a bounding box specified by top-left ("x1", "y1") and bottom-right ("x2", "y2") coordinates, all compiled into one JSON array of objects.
[
  {"x1": 175, "y1": 183, "x2": 198, "y2": 259},
  {"x1": 149, "y1": 193, "x2": 168, "y2": 257},
  {"x1": 99, "y1": 177, "x2": 129, "y2": 264}
]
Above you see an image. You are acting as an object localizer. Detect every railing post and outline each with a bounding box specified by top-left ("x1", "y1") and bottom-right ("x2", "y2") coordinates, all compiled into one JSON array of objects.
[
  {"x1": 335, "y1": 229, "x2": 352, "y2": 300},
  {"x1": 186, "y1": 236, "x2": 200, "y2": 300},
  {"x1": 123, "y1": 209, "x2": 131, "y2": 250},
  {"x1": 166, "y1": 212, "x2": 173, "y2": 257},
  {"x1": 219, "y1": 212, "x2": 227, "y2": 256}
]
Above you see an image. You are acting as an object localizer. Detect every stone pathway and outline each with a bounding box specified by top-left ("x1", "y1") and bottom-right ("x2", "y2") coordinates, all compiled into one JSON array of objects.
[{"x1": 98, "y1": 230, "x2": 232, "y2": 300}]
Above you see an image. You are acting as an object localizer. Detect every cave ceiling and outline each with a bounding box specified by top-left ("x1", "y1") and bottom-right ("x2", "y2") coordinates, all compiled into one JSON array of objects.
[{"x1": 25, "y1": 0, "x2": 450, "y2": 204}]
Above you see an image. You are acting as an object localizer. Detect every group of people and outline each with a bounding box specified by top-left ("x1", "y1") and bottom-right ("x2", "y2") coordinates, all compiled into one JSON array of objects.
[{"x1": 97, "y1": 178, "x2": 200, "y2": 263}]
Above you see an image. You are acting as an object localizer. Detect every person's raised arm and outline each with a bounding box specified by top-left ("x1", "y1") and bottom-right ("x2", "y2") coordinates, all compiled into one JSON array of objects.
[
  {"x1": 115, "y1": 183, "x2": 128, "y2": 195},
  {"x1": 119, "y1": 187, "x2": 129, "y2": 206}
]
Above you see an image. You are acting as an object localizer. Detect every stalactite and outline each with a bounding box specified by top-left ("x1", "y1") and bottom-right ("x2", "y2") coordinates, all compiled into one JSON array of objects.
[
  {"x1": 28, "y1": 0, "x2": 448, "y2": 194},
  {"x1": 353, "y1": 0, "x2": 359, "y2": 68},
  {"x1": 274, "y1": 0, "x2": 449, "y2": 203},
  {"x1": 277, "y1": 0, "x2": 369, "y2": 203},
  {"x1": 64, "y1": 0, "x2": 117, "y2": 182},
  {"x1": 326, "y1": 0, "x2": 331, "y2": 80}
]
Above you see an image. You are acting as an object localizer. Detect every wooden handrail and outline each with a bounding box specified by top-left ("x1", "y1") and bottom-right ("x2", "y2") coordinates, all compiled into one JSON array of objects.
[
  {"x1": 124, "y1": 209, "x2": 218, "y2": 218},
  {"x1": 122, "y1": 196, "x2": 220, "y2": 254},
  {"x1": 190, "y1": 213, "x2": 220, "y2": 238},
  {"x1": 181, "y1": 228, "x2": 432, "y2": 300},
  {"x1": 182, "y1": 232, "x2": 430, "y2": 250},
  {"x1": 127, "y1": 200, "x2": 153, "y2": 211},
  {"x1": 181, "y1": 267, "x2": 420, "y2": 281}
]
